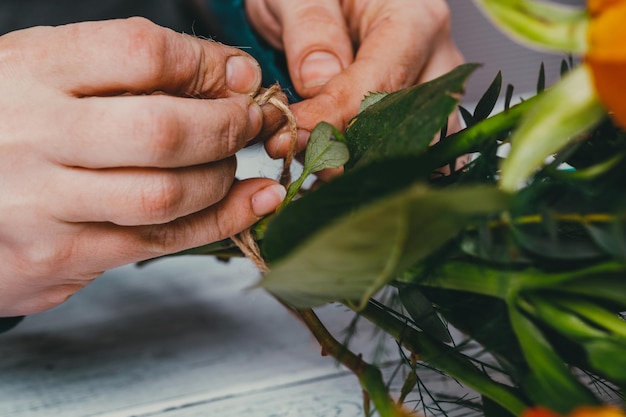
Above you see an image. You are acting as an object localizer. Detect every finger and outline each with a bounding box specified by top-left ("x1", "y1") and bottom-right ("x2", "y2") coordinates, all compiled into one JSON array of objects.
[
  {"x1": 73, "y1": 178, "x2": 286, "y2": 269},
  {"x1": 265, "y1": 0, "x2": 354, "y2": 97},
  {"x1": 265, "y1": 1, "x2": 461, "y2": 159},
  {"x1": 17, "y1": 17, "x2": 262, "y2": 97},
  {"x1": 51, "y1": 158, "x2": 237, "y2": 226},
  {"x1": 49, "y1": 94, "x2": 262, "y2": 169}
]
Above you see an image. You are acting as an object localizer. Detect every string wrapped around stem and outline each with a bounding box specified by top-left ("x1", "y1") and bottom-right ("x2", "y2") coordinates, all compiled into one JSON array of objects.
[{"x1": 231, "y1": 83, "x2": 298, "y2": 273}]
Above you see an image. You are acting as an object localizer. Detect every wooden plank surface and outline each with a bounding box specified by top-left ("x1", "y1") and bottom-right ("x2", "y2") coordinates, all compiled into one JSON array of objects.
[{"x1": 0, "y1": 254, "x2": 470, "y2": 417}]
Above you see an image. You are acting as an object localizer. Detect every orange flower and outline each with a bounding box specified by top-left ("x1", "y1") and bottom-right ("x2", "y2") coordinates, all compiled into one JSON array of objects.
[
  {"x1": 522, "y1": 407, "x2": 562, "y2": 417},
  {"x1": 522, "y1": 406, "x2": 626, "y2": 417},
  {"x1": 587, "y1": 0, "x2": 622, "y2": 15},
  {"x1": 586, "y1": 0, "x2": 626, "y2": 127},
  {"x1": 571, "y1": 407, "x2": 626, "y2": 417}
]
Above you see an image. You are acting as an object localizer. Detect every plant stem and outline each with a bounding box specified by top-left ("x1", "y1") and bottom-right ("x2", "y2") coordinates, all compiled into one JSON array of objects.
[
  {"x1": 354, "y1": 301, "x2": 528, "y2": 415},
  {"x1": 429, "y1": 96, "x2": 538, "y2": 167},
  {"x1": 293, "y1": 308, "x2": 417, "y2": 417}
]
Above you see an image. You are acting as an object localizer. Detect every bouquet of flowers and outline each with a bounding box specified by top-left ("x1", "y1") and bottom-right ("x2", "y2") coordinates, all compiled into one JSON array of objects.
[{"x1": 166, "y1": 0, "x2": 626, "y2": 415}]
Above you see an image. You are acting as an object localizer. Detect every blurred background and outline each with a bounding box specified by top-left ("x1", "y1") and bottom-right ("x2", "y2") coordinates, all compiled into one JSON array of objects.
[
  {"x1": 0, "y1": 0, "x2": 585, "y2": 103},
  {"x1": 448, "y1": 0, "x2": 584, "y2": 102}
]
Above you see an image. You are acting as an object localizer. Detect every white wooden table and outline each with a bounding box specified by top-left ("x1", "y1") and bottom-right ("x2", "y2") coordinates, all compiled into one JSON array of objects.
[{"x1": 0, "y1": 256, "x2": 470, "y2": 417}]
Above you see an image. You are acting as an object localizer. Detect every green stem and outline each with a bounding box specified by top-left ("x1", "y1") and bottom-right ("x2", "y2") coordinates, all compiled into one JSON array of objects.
[
  {"x1": 416, "y1": 260, "x2": 626, "y2": 299},
  {"x1": 355, "y1": 301, "x2": 528, "y2": 415},
  {"x1": 429, "y1": 96, "x2": 537, "y2": 167},
  {"x1": 294, "y1": 308, "x2": 416, "y2": 417}
]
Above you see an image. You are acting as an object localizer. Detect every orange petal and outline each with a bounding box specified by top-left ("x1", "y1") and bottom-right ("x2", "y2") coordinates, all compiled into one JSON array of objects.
[
  {"x1": 587, "y1": 0, "x2": 623, "y2": 15},
  {"x1": 587, "y1": 1, "x2": 626, "y2": 127},
  {"x1": 570, "y1": 406, "x2": 626, "y2": 417},
  {"x1": 521, "y1": 407, "x2": 562, "y2": 417}
]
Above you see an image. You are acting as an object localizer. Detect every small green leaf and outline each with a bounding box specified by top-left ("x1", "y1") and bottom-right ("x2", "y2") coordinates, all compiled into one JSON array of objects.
[
  {"x1": 459, "y1": 105, "x2": 476, "y2": 128},
  {"x1": 536, "y1": 62, "x2": 545, "y2": 94},
  {"x1": 260, "y1": 185, "x2": 509, "y2": 309},
  {"x1": 304, "y1": 122, "x2": 349, "y2": 173},
  {"x1": 359, "y1": 92, "x2": 389, "y2": 114},
  {"x1": 505, "y1": 84, "x2": 515, "y2": 111},
  {"x1": 560, "y1": 58, "x2": 570, "y2": 77},
  {"x1": 280, "y1": 122, "x2": 349, "y2": 208},
  {"x1": 474, "y1": 71, "x2": 502, "y2": 121}
]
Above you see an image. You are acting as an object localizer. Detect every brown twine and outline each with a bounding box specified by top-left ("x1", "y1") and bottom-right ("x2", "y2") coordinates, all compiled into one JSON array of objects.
[
  {"x1": 253, "y1": 84, "x2": 298, "y2": 188},
  {"x1": 231, "y1": 84, "x2": 298, "y2": 273}
]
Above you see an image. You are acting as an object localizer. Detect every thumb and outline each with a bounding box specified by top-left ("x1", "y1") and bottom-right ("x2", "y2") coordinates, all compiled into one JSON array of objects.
[{"x1": 274, "y1": 0, "x2": 354, "y2": 97}]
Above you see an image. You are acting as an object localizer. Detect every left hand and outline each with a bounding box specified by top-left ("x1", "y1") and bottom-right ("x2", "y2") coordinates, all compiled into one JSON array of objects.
[{"x1": 245, "y1": 0, "x2": 464, "y2": 164}]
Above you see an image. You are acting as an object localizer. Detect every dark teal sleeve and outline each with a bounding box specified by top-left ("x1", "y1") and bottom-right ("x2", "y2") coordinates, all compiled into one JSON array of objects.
[
  {"x1": 0, "y1": 316, "x2": 23, "y2": 334},
  {"x1": 198, "y1": 0, "x2": 300, "y2": 102}
]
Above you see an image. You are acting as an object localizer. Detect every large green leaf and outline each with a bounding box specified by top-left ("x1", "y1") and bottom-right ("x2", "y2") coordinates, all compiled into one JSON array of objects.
[
  {"x1": 262, "y1": 156, "x2": 433, "y2": 263},
  {"x1": 260, "y1": 185, "x2": 509, "y2": 309},
  {"x1": 345, "y1": 64, "x2": 479, "y2": 169}
]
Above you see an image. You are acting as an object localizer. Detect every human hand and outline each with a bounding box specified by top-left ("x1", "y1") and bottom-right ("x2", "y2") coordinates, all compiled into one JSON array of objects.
[
  {"x1": 246, "y1": 0, "x2": 464, "y2": 172},
  {"x1": 0, "y1": 18, "x2": 286, "y2": 316}
]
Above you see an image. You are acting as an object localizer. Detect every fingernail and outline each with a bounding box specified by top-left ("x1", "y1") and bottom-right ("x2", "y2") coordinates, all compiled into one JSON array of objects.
[
  {"x1": 276, "y1": 129, "x2": 310, "y2": 155},
  {"x1": 226, "y1": 55, "x2": 262, "y2": 94},
  {"x1": 247, "y1": 100, "x2": 263, "y2": 142},
  {"x1": 252, "y1": 184, "x2": 287, "y2": 217},
  {"x1": 300, "y1": 51, "x2": 343, "y2": 89}
]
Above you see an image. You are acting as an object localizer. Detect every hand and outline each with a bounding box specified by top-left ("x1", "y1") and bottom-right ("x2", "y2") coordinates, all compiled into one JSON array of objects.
[
  {"x1": 0, "y1": 18, "x2": 286, "y2": 316},
  {"x1": 246, "y1": 0, "x2": 464, "y2": 168}
]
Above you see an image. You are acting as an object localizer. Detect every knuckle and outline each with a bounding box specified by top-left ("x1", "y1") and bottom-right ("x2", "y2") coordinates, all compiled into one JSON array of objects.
[
  {"x1": 217, "y1": 100, "x2": 250, "y2": 156},
  {"x1": 422, "y1": 1, "x2": 452, "y2": 31},
  {"x1": 143, "y1": 224, "x2": 185, "y2": 256},
  {"x1": 121, "y1": 17, "x2": 168, "y2": 86},
  {"x1": 139, "y1": 173, "x2": 184, "y2": 224},
  {"x1": 136, "y1": 106, "x2": 183, "y2": 165},
  {"x1": 15, "y1": 242, "x2": 73, "y2": 281}
]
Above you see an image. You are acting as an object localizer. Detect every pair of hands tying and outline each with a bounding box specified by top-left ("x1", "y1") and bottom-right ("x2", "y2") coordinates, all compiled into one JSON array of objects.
[{"x1": 0, "y1": 0, "x2": 463, "y2": 316}]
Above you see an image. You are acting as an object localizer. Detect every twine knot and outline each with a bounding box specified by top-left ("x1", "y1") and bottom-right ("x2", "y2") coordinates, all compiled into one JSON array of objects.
[{"x1": 231, "y1": 83, "x2": 298, "y2": 273}]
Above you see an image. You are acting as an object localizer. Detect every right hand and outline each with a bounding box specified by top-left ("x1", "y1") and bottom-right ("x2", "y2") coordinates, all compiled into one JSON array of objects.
[{"x1": 0, "y1": 17, "x2": 285, "y2": 316}]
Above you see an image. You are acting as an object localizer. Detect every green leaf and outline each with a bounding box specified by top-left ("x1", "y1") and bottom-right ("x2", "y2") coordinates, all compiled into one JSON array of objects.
[
  {"x1": 345, "y1": 63, "x2": 479, "y2": 169},
  {"x1": 304, "y1": 122, "x2": 350, "y2": 174},
  {"x1": 459, "y1": 105, "x2": 476, "y2": 128},
  {"x1": 281, "y1": 122, "x2": 350, "y2": 208},
  {"x1": 504, "y1": 84, "x2": 515, "y2": 111},
  {"x1": 536, "y1": 62, "x2": 545, "y2": 94},
  {"x1": 509, "y1": 304, "x2": 599, "y2": 413},
  {"x1": 474, "y1": 0, "x2": 589, "y2": 54},
  {"x1": 500, "y1": 65, "x2": 606, "y2": 192},
  {"x1": 510, "y1": 223, "x2": 607, "y2": 261},
  {"x1": 473, "y1": 71, "x2": 502, "y2": 121},
  {"x1": 260, "y1": 185, "x2": 509, "y2": 309},
  {"x1": 586, "y1": 339, "x2": 626, "y2": 382},
  {"x1": 398, "y1": 286, "x2": 451, "y2": 342},
  {"x1": 262, "y1": 156, "x2": 432, "y2": 263},
  {"x1": 359, "y1": 92, "x2": 389, "y2": 114}
]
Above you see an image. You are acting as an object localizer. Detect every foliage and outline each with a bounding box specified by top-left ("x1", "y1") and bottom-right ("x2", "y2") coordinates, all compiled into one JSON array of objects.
[
  {"x1": 164, "y1": 2, "x2": 626, "y2": 414},
  {"x1": 258, "y1": 61, "x2": 626, "y2": 415}
]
